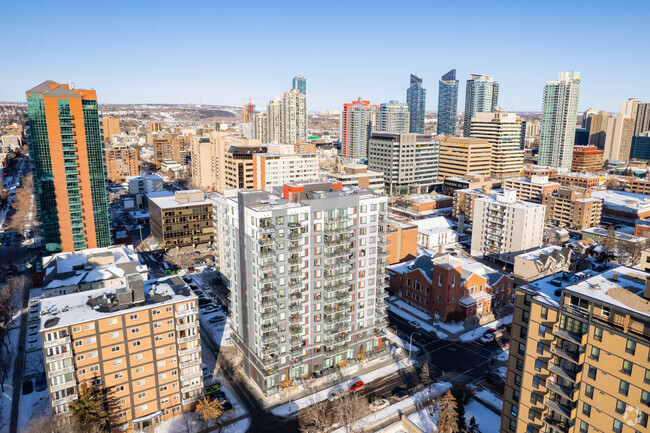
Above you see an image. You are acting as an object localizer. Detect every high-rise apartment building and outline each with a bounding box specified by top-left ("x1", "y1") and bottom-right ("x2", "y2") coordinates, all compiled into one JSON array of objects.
[
  {"x1": 463, "y1": 74, "x2": 499, "y2": 137},
  {"x1": 149, "y1": 190, "x2": 214, "y2": 249},
  {"x1": 571, "y1": 145, "x2": 604, "y2": 172},
  {"x1": 604, "y1": 112, "x2": 635, "y2": 162},
  {"x1": 376, "y1": 101, "x2": 410, "y2": 133},
  {"x1": 254, "y1": 112, "x2": 269, "y2": 144},
  {"x1": 267, "y1": 98, "x2": 283, "y2": 144},
  {"x1": 102, "y1": 117, "x2": 121, "y2": 144},
  {"x1": 437, "y1": 69, "x2": 459, "y2": 136},
  {"x1": 538, "y1": 71, "x2": 581, "y2": 173},
  {"x1": 622, "y1": 98, "x2": 650, "y2": 136},
  {"x1": 437, "y1": 137, "x2": 491, "y2": 179},
  {"x1": 292, "y1": 74, "x2": 307, "y2": 95},
  {"x1": 243, "y1": 102, "x2": 255, "y2": 123},
  {"x1": 148, "y1": 121, "x2": 162, "y2": 133},
  {"x1": 341, "y1": 99, "x2": 376, "y2": 159},
  {"x1": 281, "y1": 89, "x2": 307, "y2": 144},
  {"x1": 25, "y1": 80, "x2": 112, "y2": 253},
  {"x1": 406, "y1": 74, "x2": 426, "y2": 134},
  {"x1": 585, "y1": 110, "x2": 609, "y2": 149},
  {"x1": 470, "y1": 111, "x2": 525, "y2": 179},
  {"x1": 542, "y1": 186, "x2": 603, "y2": 230},
  {"x1": 40, "y1": 274, "x2": 203, "y2": 432},
  {"x1": 471, "y1": 190, "x2": 545, "y2": 263},
  {"x1": 499, "y1": 266, "x2": 650, "y2": 433},
  {"x1": 105, "y1": 144, "x2": 139, "y2": 182},
  {"x1": 368, "y1": 132, "x2": 439, "y2": 195},
  {"x1": 152, "y1": 134, "x2": 191, "y2": 168},
  {"x1": 213, "y1": 182, "x2": 389, "y2": 394},
  {"x1": 252, "y1": 152, "x2": 319, "y2": 191}
]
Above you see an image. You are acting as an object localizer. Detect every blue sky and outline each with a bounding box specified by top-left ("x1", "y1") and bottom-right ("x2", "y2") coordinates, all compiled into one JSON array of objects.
[{"x1": 2, "y1": 0, "x2": 648, "y2": 112}]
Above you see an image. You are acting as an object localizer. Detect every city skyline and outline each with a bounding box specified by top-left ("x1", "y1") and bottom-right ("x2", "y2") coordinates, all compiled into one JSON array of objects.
[{"x1": 2, "y1": 0, "x2": 649, "y2": 112}]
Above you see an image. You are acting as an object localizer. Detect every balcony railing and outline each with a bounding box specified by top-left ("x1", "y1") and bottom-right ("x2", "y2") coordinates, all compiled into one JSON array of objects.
[
  {"x1": 176, "y1": 320, "x2": 199, "y2": 332},
  {"x1": 50, "y1": 379, "x2": 77, "y2": 393},
  {"x1": 43, "y1": 336, "x2": 71, "y2": 349},
  {"x1": 178, "y1": 346, "x2": 202, "y2": 357},
  {"x1": 52, "y1": 393, "x2": 78, "y2": 406},
  {"x1": 178, "y1": 334, "x2": 200, "y2": 344},
  {"x1": 547, "y1": 364, "x2": 577, "y2": 383},
  {"x1": 552, "y1": 328, "x2": 583, "y2": 345},
  {"x1": 544, "y1": 397, "x2": 572, "y2": 419},
  {"x1": 550, "y1": 346, "x2": 580, "y2": 364},
  {"x1": 546, "y1": 381, "x2": 576, "y2": 401},
  {"x1": 181, "y1": 383, "x2": 203, "y2": 394},
  {"x1": 179, "y1": 358, "x2": 202, "y2": 369}
]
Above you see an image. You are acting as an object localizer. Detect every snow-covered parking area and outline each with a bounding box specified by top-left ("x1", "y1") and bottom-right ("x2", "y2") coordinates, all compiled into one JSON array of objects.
[{"x1": 458, "y1": 315, "x2": 513, "y2": 342}]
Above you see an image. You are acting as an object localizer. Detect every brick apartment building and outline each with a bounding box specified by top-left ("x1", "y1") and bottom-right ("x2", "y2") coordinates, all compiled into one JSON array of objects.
[
  {"x1": 542, "y1": 186, "x2": 603, "y2": 230},
  {"x1": 556, "y1": 172, "x2": 607, "y2": 188},
  {"x1": 571, "y1": 145, "x2": 604, "y2": 172}
]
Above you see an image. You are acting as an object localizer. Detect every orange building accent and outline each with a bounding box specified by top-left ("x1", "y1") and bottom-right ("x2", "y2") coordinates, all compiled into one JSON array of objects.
[
  {"x1": 386, "y1": 221, "x2": 417, "y2": 264},
  {"x1": 571, "y1": 145, "x2": 604, "y2": 172}
]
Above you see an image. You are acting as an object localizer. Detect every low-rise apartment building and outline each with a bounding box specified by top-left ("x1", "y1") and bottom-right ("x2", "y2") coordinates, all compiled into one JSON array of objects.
[
  {"x1": 542, "y1": 186, "x2": 603, "y2": 230},
  {"x1": 149, "y1": 190, "x2": 214, "y2": 249},
  {"x1": 412, "y1": 217, "x2": 458, "y2": 250},
  {"x1": 629, "y1": 178, "x2": 650, "y2": 195},
  {"x1": 502, "y1": 175, "x2": 560, "y2": 203},
  {"x1": 522, "y1": 166, "x2": 558, "y2": 180},
  {"x1": 581, "y1": 227, "x2": 649, "y2": 253},
  {"x1": 40, "y1": 275, "x2": 203, "y2": 432}
]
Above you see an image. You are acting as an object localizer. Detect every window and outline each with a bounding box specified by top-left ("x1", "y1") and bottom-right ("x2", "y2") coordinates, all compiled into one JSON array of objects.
[
  {"x1": 530, "y1": 393, "x2": 538, "y2": 405},
  {"x1": 622, "y1": 360, "x2": 632, "y2": 375},
  {"x1": 613, "y1": 419, "x2": 622, "y2": 433},
  {"x1": 137, "y1": 392, "x2": 146, "y2": 399},
  {"x1": 76, "y1": 354, "x2": 85, "y2": 361},
  {"x1": 626, "y1": 339, "x2": 636, "y2": 355},
  {"x1": 638, "y1": 411, "x2": 648, "y2": 428},
  {"x1": 532, "y1": 376, "x2": 540, "y2": 388},
  {"x1": 137, "y1": 379, "x2": 145, "y2": 386},
  {"x1": 131, "y1": 327, "x2": 140, "y2": 334},
  {"x1": 516, "y1": 358, "x2": 524, "y2": 371},
  {"x1": 108, "y1": 318, "x2": 118, "y2": 325},
  {"x1": 524, "y1": 294, "x2": 531, "y2": 306},
  {"x1": 536, "y1": 342, "x2": 544, "y2": 355},
  {"x1": 601, "y1": 306, "x2": 610, "y2": 317},
  {"x1": 90, "y1": 365, "x2": 99, "y2": 372},
  {"x1": 582, "y1": 402, "x2": 591, "y2": 417},
  {"x1": 584, "y1": 384, "x2": 594, "y2": 398},
  {"x1": 130, "y1": 314, "x2": 139, "y2": 320},
  {"x1": 587, "y1": 366, "x2": 597, "y2": 380},
  {"x1": 135, "y1": 367, "x2": 144, "y2": 374},
  {"x1": 154, "y1": 323, "x2": 162, "y2": 329},
  {"x1": 73, "y1": 326, "x2": 81, "y2": 333},
  {"x1": 88, "y1": 351, "x2": 97, "y2": 359},
  {"x1": 518, "y1": 342, "x2": 526, "y2": 355},
  {"x1": 509, "y1": 419, "x2": 516, "y2": 431},
  {"x1": 646, "y1": 369, "x2": 650, "y2": 384},
  {"x1": 534, "y1": 360, "x2": 542, "y2": 372},
  {"x1": 538, "y1": 324, "x2": 546, "y2": 337},
  {"x1": 114, "y1": 385, "x2": 125, "y2": 393},
  {"x1": 512, "y1": 390, "x2": 520, "y2": 402},
  {"x1": 642, "y1": 390, "x2": 650, "y2": 405},
  {"x1": 114, "y1": 373, "x2": 123, "y2": 379},
  {"x1": 110, "y1": 332, "x2": 119, "y2": 339},
  {"x1": 593, "y1": 327, "x2": 602, "y2": 342},
  {"x1": 140, "y1": 404, "x2": 148, "y2": 411},
  {"x1": 522, "y1": 311, "x2": 530, "y2": 323},
  {"x1": 579, "y1": 421, "x2": 588, "y2": 433},
  {"x1": 541, "y1": 306, "x2": 548, "y2": 319},
  {"x1": 619, "y1": 380, "x2": 629, "y2": 396},
  {"x1": 153, "y1": 309, "x2": 160, "y2": 316},
  {"x1": 86, "y1": 337, "x2": 96, "y2": 344},
  {"x1": 113, "y1": 360, "x2": 122, "y2": 366},
  {"x1": 111, "y1": 346, "x2": 121, "y2": 352},
  {"x1": 527, "y1": 409, "x2": 536, "y2": 421},
  {"x1": 510, "y1": 404, "x2": 518, "y2": 417},
  {"x1": 589, "y1": 347, "x2": 600, "y2": 361},
  {"x1": 514, "y1": 374, "x2": 521, "y2": 386},
  {"x1": 84, "y1": 324, "x2": 94, "y2": 331},
  {"x1": 160, "y1": 385, "x2": 168, "y2": 392},
  {"x1": 132, "y1": 341, "x2": 141, "y2": 347},
  {"x1": 75, "y1": 340, "x2": 83, "y2": 347}
]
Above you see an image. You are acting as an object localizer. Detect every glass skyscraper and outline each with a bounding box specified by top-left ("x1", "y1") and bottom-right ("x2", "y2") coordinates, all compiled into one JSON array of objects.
[
  {"x1": 25, "y1": 80, "x2": 112, "y2": 253},
  {"x1": 463, "y1": 74, "x2": 499, "y2": 137},
  {"x1": 292, "y1": 74, "x2": 307, "y2": 95},
  {"x1": 406, "y1": 74, "x2": 426, "y2": 134},
  {"x1": 437, "y1": 69, "x2": 458, "y2": 136}
]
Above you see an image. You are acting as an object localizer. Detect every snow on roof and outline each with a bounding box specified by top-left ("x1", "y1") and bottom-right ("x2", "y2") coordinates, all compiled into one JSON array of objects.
[
  {"x1": 411, "y1": 216, "x2": 454, "y2": 230},
  {"x1": 148, "y1": 191, "x2": 212, "y2": 209},
  {"x1": 459, "y1": 292, "x2": 494, "y2": 306},
  {"x1": 582, "y1": 227, "x2": 648, "y2": 243},
  {"x1": 523, "y1": 268, "x2": 604, "y2": 307},
  {"x1": 592, "y1": 190, "x2": 650, "y2": 211},
  {"x1": 517, "y1": 245, "x2": 566, "y2": 261}
]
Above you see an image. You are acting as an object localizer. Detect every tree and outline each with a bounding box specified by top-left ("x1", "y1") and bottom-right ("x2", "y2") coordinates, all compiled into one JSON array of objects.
[
  {"x1": 0, "y1": 275, "x2": 24, "y2": 343},
  {"x1": 0, "y1": 349, "x2": 13, "y2": 393},
  {"x1": 68, "y1": 381, "x2": 108, "y2": 432},
  {"x1": 195, "y1": 396, "x2": 224, "y2": 429},
  {"x1": 619, "y1": 241, "x2": 646, "y2": 267},
  {"x1": 164, "y1": 248, "x2": 196, "y2": 270},
  {"x1": 23, "y1": 416, "x2": 71, "y2": 433},
  {"x1": 7, "y1": 172, "x2": 34, "y2": 233},
  {"x1": 455, "y1": 396, "x2": 467, "y2": 433},
  {"x1": 299, "y1": 401, "x2": 335, "y2": 433},
  {"x1": 603, "y1": 225, "x2": 617, "y2": 259},
  {"x1": 436, "y1": 390, "x2": 459, "y2": 433},
  {"x1": 331, "y1": 391, "x2": 369, "y2": 433},
  {"x1": 467, "y1": 416, "x2": 481, "y2": 433},
  {"x1": 420, "y1": 362, "x2": 431, "y2": 386},
  {"x1": 356, "y1": 346, "x2": 366, "y2": 362}
]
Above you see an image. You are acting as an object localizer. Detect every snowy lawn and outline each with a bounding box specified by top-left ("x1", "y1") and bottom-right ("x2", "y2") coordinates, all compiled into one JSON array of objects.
[
  {"x1": 393, "y1": 300, "x2": 431, "y2": 322},
  {"x1": 155, "y1": 411, "x2": 250, "y2": 433},
  {"x1": 458, "y1": 315, "x2": 513, "y2": 342},
  {"x1": 472, "y1": 388, "x2": 504, "y2": 412},
  {"x1": 435, "y1": 320, "x2": 465, "y2": 334},
  {"x1": 465, "y1": 399, "x2": 501, "y2": 432},
  {"x1": 388, "y1": 305, "x2": 447, "y2": 339},
  {"x1": 271, "y1": 358, "x2": 414, "y2": 417},
  {"x1": 331, "y1": 382, "x2": 452, "y2": 433},
  {"x1": 18, "y1": 386, "x2": 50, "y2": 432}
]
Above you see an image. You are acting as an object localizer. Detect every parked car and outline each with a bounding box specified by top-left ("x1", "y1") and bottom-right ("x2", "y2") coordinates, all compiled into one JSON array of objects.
[
  {"x1": 483, "y1": 371, "x2": 504, "y2": 385},
  {"x1": 391, "y1": 387, "x2": 408, "y2": 401},
  {"x1": 221, "y1": 401, "x2": 234, "y2": 411},
  {"x1": 349, "y1": 381, "x2": 365, "y2": 392},
  {"x1": 209, "y1": 315, "x2": 226, "y2": 324},
  {"x1": 370, "y1": 398, "x2": 390, "y2": 412},
  {"x1": 201, "y1": 306, "x2": 217, "y2": 314},
  {"x1": 478, "y1": 334, "x2": 495, "y2": 344},
  {"x1": 407, "y1": 320, "x2": 421, "y2": 329},
  {"x1": 22, "y1": 379, "x2": 33, "y2": 395},
  {"x1": 202, "y1": 367, "x2": 212, "y2": 379},
  {"x1": 483, "y1": 328, "x2": 497, "y2": 336},
  {"x1": 35, "y1": 373, "x2": 47, "y2": 391},
  {"x1": 327, "y1": 387, "x2": 344, "y2": 401},
  {"x1": 205, "y1": 384, "x2": 221, "y2": 396}
]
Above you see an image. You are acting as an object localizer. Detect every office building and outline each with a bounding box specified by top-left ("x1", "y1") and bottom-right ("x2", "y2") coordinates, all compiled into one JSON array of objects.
[
  {"x1": 376, "y1": 101, "x2": 410, "y2": 133},
  {"x1": 502, "y1": 175, "x2": 560, "y2": 203},
  {"x1": 368, "y1": 132, "x2": 439, "y2": 195},
  {"x1": 463, "y1": 74, "x2": 499, "y2": 137},
  {"x1": 574, "y1": 128, "x2": 588, "y2": 146},
  {"x1": 341, "y1": 99, "x2": 376, "y2": 159},
  {"x1": 102, "y1": 117, "x2": 121, "y2": 144},
  {"x1": 471, "y1": 190, "x2": 545, "y2": 263},
  {"x1": 105, "y1": 144, "x2": 139, "y2": 182},
  {"x1": 406, "y1": 74, "x2": 426, "y2": 134},
  {"x1": 252, "y1": 152, "x2": 319, "y2": 191},
  {"x1": 388, "y1": 254, "x2": 513, "y2": 321},
  {"x1": 149, "y1": 191, "x2": 214, "y2": 249},
  {"x1": 213, "y1": 182, "x2": 389, "y2": 394},
  {"x1": 437, "y1": 137, "x2": 491, "y2": 179},
  {"x1": 538, "y1": 71, "x2": 581, "y2": 173},
  {"x1": 128, "y1": 174, "x2": 163, "y2": 194},
  {"x1": 25, "y1": 80, "x2": 112, "y2": 253},
  {"x1": 328, "y1": 163, "x2": 385, "y2": 193},
  {"x1": 571, "y1": 145, "x2": 604, "y2": 172},
  {"x1": 585, "y1": 110, "x2": 609, "y2": 149},
  {"x1": 604, "y1": 112, "x2": 635, "y2": 162},
  {"x1": 40, "y1": 274, "x2": 203, "y2": 432},
  {"x1": 499, "y1": 265, "x2": 650, "y2": 433},
  {"x1": 542, "y1": 186, "x2": 603, "y2": 230},
  {"x1": 437, "y1": 69, "x2": 459, "y2": 136},
  {"x1": 630, "y1": 132, "x2": 650, "y2": 161},
  {"x1": 292, "y1": 74, "x2": 307, "y2": 95},
  {"x1": 243, "y1": 102, "x2": 255, "y2": 123},
  {"x1": 470, "y1": 111, "x2": 525, "y2": 179}
]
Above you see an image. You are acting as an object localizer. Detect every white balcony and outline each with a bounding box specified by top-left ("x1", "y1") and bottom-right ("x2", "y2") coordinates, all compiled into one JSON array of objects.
[
  {"x1": 176, "y1": 321, "x2": 199, "y2": 332},
  {"x1": 181, "y1": 383, "x2": 203, "y2": 394},
  {"x1": 52, "y1": 393, "x2": 78, "y2": 405},
  {"x1": 178, "y1": 334, "x2": 200, "y2": 344},
  {"x1": 48, "y1": 365, "x2": 75, "y2": 376},
  {"x1": 46, "y1": 351, "x2": 72, "y2": 362},
  {"x1": 50, "y1": 380, "x2": 77, "y2": 393},
  {"x1": 179, "y1": 358, "x2": 202, "y2": 369},
  {"x1": 178, "y1": 346, "x2": 201, "y2": 357},
  {"x1": 43, "y1": 336, "x2": 71, "y2": 349},
  {"x1": 176, "y1": 308, "x2": 199, "y2": 318}
]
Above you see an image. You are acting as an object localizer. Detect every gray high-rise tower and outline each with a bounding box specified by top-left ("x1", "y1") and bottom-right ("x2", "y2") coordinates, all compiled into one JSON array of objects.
[
  {"x1": 463, "y1": 74, "x2": 498, "y2": 137},
  {"x1": 406, "y1": 74, "x2": 426, "y2": 134},
  {"x1": 437, "y1": 69, "x2": 459, "y2": 136}
]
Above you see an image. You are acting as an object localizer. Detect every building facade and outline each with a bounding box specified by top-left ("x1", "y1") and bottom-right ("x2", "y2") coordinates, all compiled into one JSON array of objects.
[
  {"x1": 630, "y1": 132, "x2": 650, "y2": 161},
  {"x1": 368, "y1": 132, "x2": 440, "y2": 195},
  {"x1": 341, "y1": 99, "x2": 376, "y2": 159},
  {"x1": 25, "y1": 80, "x2": 112, "y2": 253},
  {"x1": 604, "y1": 112, "x2": 635, "y2": 162},
  {"x1": 328, "y1": 163, "x2": 385, "y2": 193},
  {"x1": 149, "y1": 191, "x2": 214, "y2": 249},
  {"x1": 252, "y1": 152, "x2": 319, "y2": 191},
  {"x1": 40, "y1": 275, "x2": 203, "y2": 432},
  {"x1": 538, "y1": 71, "x2": 581, "y2": 173},
  {"x1": 463, "y1": 74, "x2": 499, "y2": 137},
  {"x1": 213, "y1": 182, "x2": 390, "y2": 394},
  {"x1": 437, "y1": 69, "x2": 459, "y2": 136},
  {"x1": 542, "y1": 186, "x2": 603, "y2": 230},
  {"x1": 571, "y1": 145, "x2": 604, "y2": 172},
  {"x1": 470, "y1": 111, "x2": 525, "y2": 179},
  {"x1": 512, "y1": 245, "x2": 572, "y2": 284},
  {"x1": 376, "y1": 101, "x2": 410, "y2": 133},
  {"x1": 292, "y1": 74, "x2": 307, "y2": 95},
  {"x1": 438, "y1": 137, "x2": 491, "y2": 179},
  {"x1": 106, "y1": 144, "x2": 139, "y2": 183},
  {"x1": 102, "y1": 117, "x2": 121, "y2": 144},
  {"x1": 128, "y1": 174, "x2": 163, "y2": 195},
  {"x1": 502, "y1": 175, "x2": 560, "y2": 203},
  {"x1": 406, "y1": 74, "x2": 426, "y2": 134}
]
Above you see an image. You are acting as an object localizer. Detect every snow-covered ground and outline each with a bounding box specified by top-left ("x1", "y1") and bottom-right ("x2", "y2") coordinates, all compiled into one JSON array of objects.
[
  {"x1": 17, "y1": 386, "x2": 50, "y2": 432},
  {"x1": 383, "y1": 331, "x2": 419, "y2": 353},
  {"x1": 387, "y1": 304, "x2": 447, "y2": 339},
  {"x1": 472, "y1": 388, "x2": 504, "y2": 412},
  {"x1": 496, "y1": 367, "x2": 508, "y2": 379},
  {"x1": 465, "y1": 399, "x2": 501, "y2": 432},
  {"x1": 0, "y1": 327, "x2": 21, "y2": 430},
  {"x1": 458, "y1": 315, "x2": 513, "y2": 342},
  {"x1": 331, "y1": 382, "x2": 452, "y2": 433},
  {"x1": 271, "y1": 358, "x2": 414, "y2": 417},
  {"x1": 155, "y1": 412, "x2": 250, "y2": 433},
  {"x1": 495, "y1": 348, "x2": 509, "y2": 362}
]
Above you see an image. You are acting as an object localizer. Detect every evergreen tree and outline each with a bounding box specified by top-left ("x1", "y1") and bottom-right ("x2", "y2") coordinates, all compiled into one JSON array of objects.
[
  {"x1": 68, "y1": 381, "x2": 108, "y2": 432},
  {"x1": 467, "y1": 416, "x2": 481, "y2": 433},
  {"x1": 456, "y1": 397, "x2": 467, "y2": 433},
  {"x1": 437, "y1": 390, "x2": 459, "y2": 433}
]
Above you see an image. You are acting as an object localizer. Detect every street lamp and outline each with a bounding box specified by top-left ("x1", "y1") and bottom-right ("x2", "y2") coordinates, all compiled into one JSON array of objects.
[{"x1": 408, "y1": 331, "x2": 421, "y2": 361}]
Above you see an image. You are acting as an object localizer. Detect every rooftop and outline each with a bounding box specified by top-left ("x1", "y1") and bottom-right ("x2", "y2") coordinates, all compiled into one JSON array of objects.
[
  {"x1": 517, "y1": 245, "x2": 571, "y2": 262},
  {"x1": 582, "y1": 227, "x2": 648, "y2": 243},
  {"x1": 558, "y1": 172, "x2": 604, "y2": 179},
  {"x1": 591, "y1": 190, "x2": 650, "y2": 211},
  {"x1": 149, "y1": 190, "x2": 213, "y2": 209}
]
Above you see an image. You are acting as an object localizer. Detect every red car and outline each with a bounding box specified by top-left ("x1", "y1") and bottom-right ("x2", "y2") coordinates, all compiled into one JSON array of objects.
[
  {"x1": 349, "y1": 381, "x2": 365, "y2": 392},
  {"x1": 483, "y1": 328, "x2": 497, "y2": 336}
]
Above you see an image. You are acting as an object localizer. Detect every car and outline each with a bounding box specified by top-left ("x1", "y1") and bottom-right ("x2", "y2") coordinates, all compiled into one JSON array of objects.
[
  {"x1": 205, "y1": 384, "x2": 221, "y2": 396},
  {"x1": 35, "y1": 373, "x2": 47, "y2": 391},
  {"x1": 221, "y1": 401, "x2": 233, "y2": 411},
  {"x1": 22, "y1": 379, "x2": 33, "y2": 395},
  {"x1": 407, "y1": 320, "x2": 421, "y2": 329},
  {"x1": 188, "y1": 267, "x2": 195, "y2": 273},
  {"x1": 391, "y1": 387, "x2": 409, "y2": 401},
  {"x1": 503, "y1": 339, "x2": 511, "y2": 349},
  {"x1": 201, "y1": 283, "x2": 208, "y2": 289},
  {"x1": 209, "y1": 315, "x2": 226, "y2": 324},
  {"x1": 483, "y1": 371, "x2": 504, "y2": 385},
  {"x1": 327, "y1": 387, "x2": 344, "y2": 401},
  {"x1": 202, "y1": 367, "x2": 212, "y2": 379},
  {"x1": 478, "y1": 334, "x2": 495, "y2": 344},
  {"x1": 370, "y1": 398, "x2": 390, "y2": 412},
  {"x1": 212, "y1": 390, "x2": 227, "y2": 400},
  {"x1": 483, "y1": 328, "x2": 497, "y2": 336},
  {"x1": 201, "y1": 306, "x2": 217, "y2": 314},
  {"x1": 349, "y1": 381, "x2": 365, "y2": 392}
]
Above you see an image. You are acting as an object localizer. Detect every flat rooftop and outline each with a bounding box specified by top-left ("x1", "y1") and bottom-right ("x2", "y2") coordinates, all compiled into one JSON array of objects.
[
  {"x1": 591, "y1": 190, "x2": 650, "y2": 211},
  {"x1": 149, "y1": 190, "x2": 213, "y2": 209},
  {"x1": 582, "y1": 227, "x2": 648, "y2": 242}
]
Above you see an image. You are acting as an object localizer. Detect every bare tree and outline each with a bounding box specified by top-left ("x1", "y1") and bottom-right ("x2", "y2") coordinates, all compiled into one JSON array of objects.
[
  {"x1": 0, "y1": 275, "x2": 24, "y2": 342},
  {"x1": 0, "y1": 349, "x2": 13, "y2": 393},
  {"x1": 420, "y1": 362, "x2": 431, "y2": 386},
  {"x1": 164, "y1": 248, "x2": 196, "y2": 270},
  {"x1": 619, "y1": 241, "x2": 646, "y2": 267},
  {"x1": 7, "y1": 172, "x2": 34, "y2": 233},
  {"x1": 299, "y1": 401, "x2": 336, "y2": 433},
  {"x1": 602, "y1": 225, "x2": 617, "y2": 259},
  {"x1": 23, "y1": 415, "x2": 71, "y2": 433},
  {"x1": 331, "y1": 391, "x2": 369, "y2": 433}
]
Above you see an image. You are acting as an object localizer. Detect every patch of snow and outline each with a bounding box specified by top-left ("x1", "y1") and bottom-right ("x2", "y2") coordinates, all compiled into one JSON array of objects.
[
  {"x1": 435, "y1": 321, "x2": 465, "y2": 334},
  {"x1": 458, "y1": 315, "x2": 513, "y2": 342},
  {"x1": 495, "y1": 349, "x2": 509, "y2": 362},
  {"x1": 465, "y1": 399, "x2": 501, "y2": 432},
  {"x1": 473, "y1": 389, "x2": 504, "y2": 412},
  {"x1": 18, "y1": 387, "x2": 51, "y2": 431},
  {"x1": 496, "y1": 367, "x2": 508, "y2": 379},
  {"x1": 388, "y1": 305, "x2": 447, "y2": 339},
  {"x1": 383, "y1": 332, "x2": 419, "y2": 353}
]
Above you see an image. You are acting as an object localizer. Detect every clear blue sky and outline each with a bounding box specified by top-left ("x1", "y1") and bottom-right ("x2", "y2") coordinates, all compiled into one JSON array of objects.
[{"x1": 3, "y1": 0, "x2": 648, "y2": 112}]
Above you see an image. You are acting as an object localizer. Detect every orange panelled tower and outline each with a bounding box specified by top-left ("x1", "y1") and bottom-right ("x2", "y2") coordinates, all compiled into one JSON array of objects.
[{"x1": 26, "y1": 81, "x2": 112, "y2": 253}]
